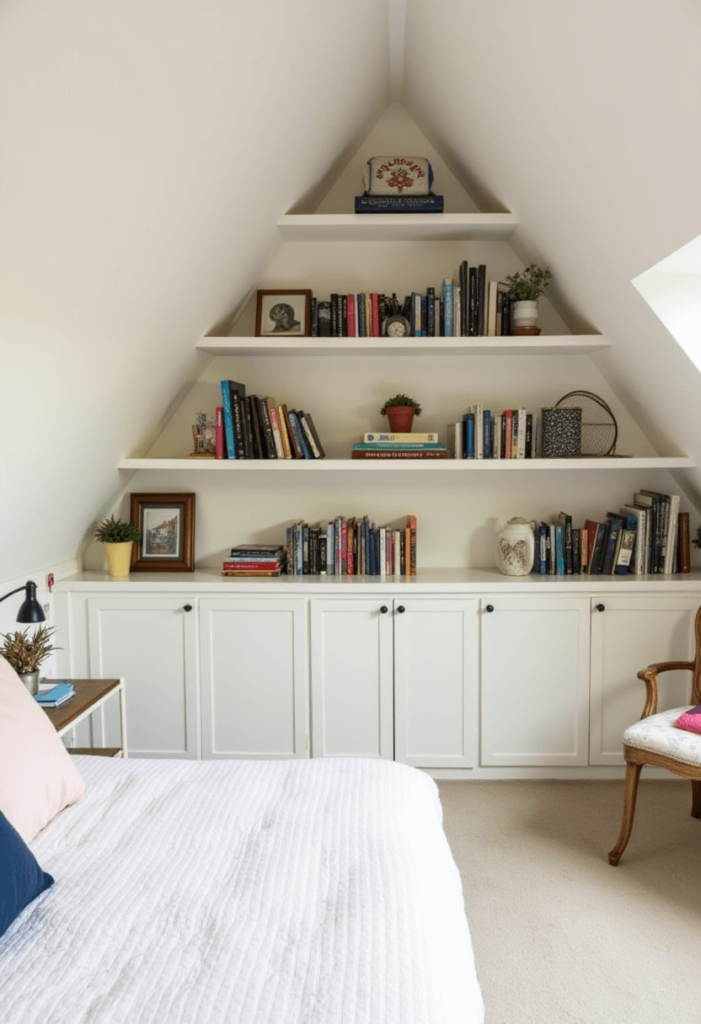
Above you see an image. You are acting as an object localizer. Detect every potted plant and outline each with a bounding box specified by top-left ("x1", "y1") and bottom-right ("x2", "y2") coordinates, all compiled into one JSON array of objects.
[
  {"x1": 380, "y1": 393, "x2": 422, "y2": 433},
  {"x1": 505, "y1": 263, "x2": 552, "y2": 335},
  {"x1": 95, "y1": 514, "x2": 142, "y2": 579},
  {"x1": 0, "y1": 625, "x2": 59, "y2": 695}
]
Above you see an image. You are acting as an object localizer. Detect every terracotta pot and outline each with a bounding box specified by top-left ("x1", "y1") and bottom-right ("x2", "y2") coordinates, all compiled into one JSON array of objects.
[
  {"x1": 104, "y1": 541, "x2": 134, "y2": 579},
  {"x1": 385, "y1": 406, "x2": 416, "y2": 433}
]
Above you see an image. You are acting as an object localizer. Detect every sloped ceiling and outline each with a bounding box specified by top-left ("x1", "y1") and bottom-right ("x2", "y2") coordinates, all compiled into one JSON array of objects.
[{"x1": 3, "y1": 0, "x2": 701, "y2": 583}]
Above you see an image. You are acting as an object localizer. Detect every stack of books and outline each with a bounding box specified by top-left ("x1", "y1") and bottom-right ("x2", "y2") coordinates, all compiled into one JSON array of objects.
[
  {"x1": 352, "y1": 432, "x2": 447, "y2": 460},
  {"x1": 222, "y1": 544, "x2": 287, "y2": 577},
  {"x1": 35, "y1": 681, "x2": 75, "y2": 707}
]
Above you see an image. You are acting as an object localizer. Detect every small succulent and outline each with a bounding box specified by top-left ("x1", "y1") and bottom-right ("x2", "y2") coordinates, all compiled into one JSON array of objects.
[
  {"x1": 380, "y1": 394, "x2": 422, "y2": 416},
  {"x1": 95, "y1": 515, "x2": 142, "y2": 544},
  {"x1": 0, "y1": 625, "x2": 59, "y2": 675},
  {"x1": 505, "y1": 263, "x2": 552, "y2": 302}
]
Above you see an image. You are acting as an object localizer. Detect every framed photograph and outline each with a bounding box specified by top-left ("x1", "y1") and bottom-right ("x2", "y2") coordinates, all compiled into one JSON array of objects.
[
  {"x1": 255, "y1": 289, "x2": 312, "y2": 338},
  {"x1": 129, "y1": 493, "x2": 195, "y2": 572}
]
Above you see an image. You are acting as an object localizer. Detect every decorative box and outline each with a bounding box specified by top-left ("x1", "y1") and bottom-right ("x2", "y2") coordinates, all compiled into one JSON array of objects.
[
  {"x1": 355, "y1": 156, "x2": 444, "y2": 214},
  {"x1": 541, "y1": 407, "x2": 582, "y2": 458}
]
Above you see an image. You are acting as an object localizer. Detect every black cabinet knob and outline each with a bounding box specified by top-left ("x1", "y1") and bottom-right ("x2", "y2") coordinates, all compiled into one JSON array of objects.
[
  {"x1": 183, "y1": 604, "x2": 193, "y2": 612},
  {"x1": 397, "y1": 605, "x2": 406, "y2": 614},
  {"x1": 485, "y1": 604, "x2": 494, "y2": 613},
  {"x1": 380, "y1": 605, "x2": 388, "y2": 614},
  {"x1": 596, "y1": 603, "x2": 605, "y2": 612}
]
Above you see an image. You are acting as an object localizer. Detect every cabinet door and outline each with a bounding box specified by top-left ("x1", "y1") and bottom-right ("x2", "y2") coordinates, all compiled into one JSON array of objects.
[
  {"x1": 480, "y1": 597, "x2": 590, "y2": 766},
  {"x1": 589, "y1": 596, "x2": 698, "y2": 765},
  {"x1": 394, "y1": 598, "x2": 479, "y2": 768},
  {"x1": 310, "y1": 599, "x2": 393, "y2": 758},
  {"x1": 199, "y1": 598, "x2": 308, "y2": 759},
  {"x1": 87, "y1": 597, "x2": 199, "y2": 759}
]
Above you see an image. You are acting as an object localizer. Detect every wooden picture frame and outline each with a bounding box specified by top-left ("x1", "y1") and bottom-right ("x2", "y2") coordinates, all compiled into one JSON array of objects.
[
  {"x1": 255, "y1": 289, "x2": 312, "y2": 338},
  {"x1": 130, "y1": 493, "x2": 195, "y2": 572}
]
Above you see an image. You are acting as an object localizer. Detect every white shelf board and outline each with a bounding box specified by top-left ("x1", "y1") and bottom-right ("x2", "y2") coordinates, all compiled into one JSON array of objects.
[
  {"x1": 198, "y1": 335, "x2": 609, "y2": 356},
  {"x1": 277, "y1": 213, "x2": 519, "y2": 242},
  {"x1": 118, "y1": 457, "x2": 695, "y2": 472}
]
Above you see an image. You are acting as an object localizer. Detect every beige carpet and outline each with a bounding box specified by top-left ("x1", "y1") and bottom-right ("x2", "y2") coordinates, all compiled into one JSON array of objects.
[{"x1": 437, "y1": 779, "x2": 701, "y2": 1024}]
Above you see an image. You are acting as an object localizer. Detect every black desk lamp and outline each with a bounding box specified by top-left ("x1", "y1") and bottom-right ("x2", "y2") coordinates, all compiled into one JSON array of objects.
[{"x1": 0, "y1": 581, "x2": 46, "y2": 623}]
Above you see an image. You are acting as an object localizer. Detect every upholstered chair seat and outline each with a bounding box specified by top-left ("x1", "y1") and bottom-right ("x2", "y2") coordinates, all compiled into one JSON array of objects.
[{"x1": 609, "y1": 606, "x2": 701, "y2": 866}]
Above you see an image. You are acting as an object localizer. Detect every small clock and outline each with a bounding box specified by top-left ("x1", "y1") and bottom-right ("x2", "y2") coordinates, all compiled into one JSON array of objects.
[{"x1": 383, "y1": 315, "x2": 411, "y2": 338}]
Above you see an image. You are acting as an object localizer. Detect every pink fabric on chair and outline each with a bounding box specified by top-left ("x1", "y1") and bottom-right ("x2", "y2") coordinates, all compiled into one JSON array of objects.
[
  {"x1": 675, "y1": 706, "x2": 701, "y2": 735},
  {"x1": 0, "y1": 655, "x2": 85, "y2": 842}
]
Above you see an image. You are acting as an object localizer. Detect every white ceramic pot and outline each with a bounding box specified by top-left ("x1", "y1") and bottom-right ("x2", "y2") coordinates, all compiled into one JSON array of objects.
[
  {"x1": 511, "y1": 300, "x2": 539, "y2": 329},
  {"x1": 495, "y1": 517, "x2": 537, "y2": 576}
]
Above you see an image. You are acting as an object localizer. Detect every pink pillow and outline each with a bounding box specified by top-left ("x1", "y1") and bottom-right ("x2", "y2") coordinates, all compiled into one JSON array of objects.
[
  {"x1": 675, "y1": 706, "x2": 701, "y2": 735},
  {"x1": 0, "y1": 655, "x2": 85, "y2": 842}
]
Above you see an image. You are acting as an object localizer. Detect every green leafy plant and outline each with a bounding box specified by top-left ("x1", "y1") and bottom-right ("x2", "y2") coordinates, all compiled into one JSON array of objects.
[
  {"x1": 380, "y1": 394, "x2": 422, "y2": 417},
  {"x1": 0, "y1": 625, "x2": 59, "y2": 675},
  {"x1": 692, "y1": 526, "x2": 701, "y2": 550},
  {"x1": 95, "y1": 514, "x2": 142, "y2": 544},
  {"x1": 505, "y1": 263, "x2": 553, "y2": 302}
]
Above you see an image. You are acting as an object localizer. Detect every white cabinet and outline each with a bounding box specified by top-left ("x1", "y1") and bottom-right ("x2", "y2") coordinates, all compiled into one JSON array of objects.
[
  {"x1": 310, "y1": 599, "x2": 394, "y2": 758},
  {"x1": 480, "y1": 597, "x2": 591, "y2": 767},
  {"x1": 310, "y1": 596, "x2": 478, "y2": 767},
  {"x1": 394, "y1": 598, "x2": 478, "y2": 768},
  {"x1": 589, "y1": 596, "x2": 698, "y2": 765},
  {"x1": 199, "y1": 598, "x2": 308, "y2": 759},
  {"x1": 85, "y1": 596, "x2": 199, "y2": 759}
]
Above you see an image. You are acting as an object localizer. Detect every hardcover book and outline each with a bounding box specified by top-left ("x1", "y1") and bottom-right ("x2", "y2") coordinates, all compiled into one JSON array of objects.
[{"x1": 354, "y1": 194, "x2": 444, "y2": 213}]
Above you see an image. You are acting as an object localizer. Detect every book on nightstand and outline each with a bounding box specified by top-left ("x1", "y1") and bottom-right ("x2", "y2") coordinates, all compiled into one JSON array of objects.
[{"x1": 35, "y1": 682, "x2": 75, "y2": 707}]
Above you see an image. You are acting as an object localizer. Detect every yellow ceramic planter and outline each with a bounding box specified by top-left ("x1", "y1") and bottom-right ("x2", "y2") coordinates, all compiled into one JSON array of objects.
[{"x1": 104, "y1": 541, "x2": 133, "y2": 579}]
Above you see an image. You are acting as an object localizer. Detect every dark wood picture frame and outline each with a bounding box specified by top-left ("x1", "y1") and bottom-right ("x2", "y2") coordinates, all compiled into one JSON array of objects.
[
  {"x1": 130, "y1": 493, "x2": 195, "y2": 572},
  {"x1": 255, "y1": 289, "x2": 312, "y2": 338}
]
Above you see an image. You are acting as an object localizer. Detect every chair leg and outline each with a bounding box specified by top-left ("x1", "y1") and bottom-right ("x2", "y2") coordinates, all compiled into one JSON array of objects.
[
  {"x1": 609, "y1": 761, "x2": 643, "y2": 866},
  {"x1": 691, "y1": 780, "x2": 701, "y2": 819}
]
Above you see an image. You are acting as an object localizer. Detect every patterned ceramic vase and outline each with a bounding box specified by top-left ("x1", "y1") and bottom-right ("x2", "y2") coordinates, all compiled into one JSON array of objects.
[{"x1": 495, "y1": 517, "x2": 536, "y2": 576}]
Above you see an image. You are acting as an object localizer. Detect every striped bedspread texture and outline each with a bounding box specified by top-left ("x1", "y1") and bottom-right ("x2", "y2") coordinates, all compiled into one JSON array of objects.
[{"x1": 0, "y1": 756, "x2": 483, "y2": 1024}]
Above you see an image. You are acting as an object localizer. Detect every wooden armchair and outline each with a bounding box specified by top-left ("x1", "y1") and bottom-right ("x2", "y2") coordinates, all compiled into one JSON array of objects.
[{"x1": 609, "y1": 606, "x2": 701, "y2": 865}]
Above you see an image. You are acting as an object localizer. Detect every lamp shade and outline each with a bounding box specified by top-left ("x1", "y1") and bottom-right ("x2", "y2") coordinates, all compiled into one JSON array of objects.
[{"x1": 0, "y1": 582, "x2": 46, "y2": 624}]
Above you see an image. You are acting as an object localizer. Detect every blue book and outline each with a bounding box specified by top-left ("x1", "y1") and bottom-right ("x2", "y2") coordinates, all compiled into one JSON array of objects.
[
  {"x1": 35, "y1": 682, "x2": 74, "y2": 707},
  {"x1": 538, "y1": 524, "x2": 548, "y2": 575},
  {"x1": 465, "y1": 413, "x2": 475, "y2": 458},
  {"x1": 220, "y1": 380, "x2": 236, "y2": 459},
  {"x1": 483, "y1": 411, "x2": 492, "y2": 459},
  {"x1": 442, "y1": 279, "x2": 454, "y2": 337},
  {"x1": 357, "y1": 294, "x2": 366, "y2": 337},
  {"x1": 601, "y1": 518, "x2": 622, "y2": 575},
  {"x1": 554, "y1": 524, "x2": 565, "y2": 575}
]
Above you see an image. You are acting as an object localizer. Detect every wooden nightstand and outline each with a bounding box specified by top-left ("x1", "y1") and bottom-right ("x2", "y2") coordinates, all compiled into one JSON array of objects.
[{"x1": 41, "y1": 678, "x2": 128, "y2": 758}]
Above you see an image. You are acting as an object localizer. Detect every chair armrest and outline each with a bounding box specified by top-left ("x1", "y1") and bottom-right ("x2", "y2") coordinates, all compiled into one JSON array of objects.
[{"x1": 637, "y1": 661, "x2": 694, "y2": 718}]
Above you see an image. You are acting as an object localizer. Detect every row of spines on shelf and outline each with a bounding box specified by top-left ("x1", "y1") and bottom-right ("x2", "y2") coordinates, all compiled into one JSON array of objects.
[
  {"x1": 449, "y1": 408, "x2": 538, "y2": 460},
  {"x1": 284, "y1": 515, "x2": 417, "y2": 577},
  {"x1": 219, "y1": 381, "x2": 325, "y2": 459},
  {"x1": 310, "y1": 263, "x2": 511, "y2": 338},
  {"x1": 539, "y1": 495, "x2": 689, "y2": 576}
]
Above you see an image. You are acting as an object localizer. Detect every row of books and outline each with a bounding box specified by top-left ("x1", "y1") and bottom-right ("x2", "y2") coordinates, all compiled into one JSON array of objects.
[
  {"x1": 284, "y1": 514, "x2": 417, "y2": 576},
  {"x1": 218, "y1": 380, "x2": 325, "y2": 459},
  {"x1": 536, "y1": 493, "x2": 689, "y2": 576},
  {"x1": 448, "y1": 409, "x2": 539, "y2": 460},
  {"x1": 222, "y1": 544, "x2": 287, "y2": 577},
  {"x1": 309, "y1": 262, "x2": 512, "y2": 338},
  {"x1": 352, "y1": 431, "x2": 448, "y2": 460}
]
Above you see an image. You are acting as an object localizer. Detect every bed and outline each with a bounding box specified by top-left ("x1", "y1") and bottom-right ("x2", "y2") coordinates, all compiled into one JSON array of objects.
[{"x1": 0, "y1": 750, "x2": 484, "y2": 1024}]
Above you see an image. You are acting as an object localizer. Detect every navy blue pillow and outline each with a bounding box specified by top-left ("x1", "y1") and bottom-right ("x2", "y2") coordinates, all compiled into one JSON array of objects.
[{"x1": 0, "y1": 810, "x2": 54, "y2": 938}]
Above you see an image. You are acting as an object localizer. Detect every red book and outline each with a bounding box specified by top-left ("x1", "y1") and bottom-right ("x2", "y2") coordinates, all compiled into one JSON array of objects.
[
  {"x1": 215, "y1": 406, "x2": 225, "y2": 459},
  {"x1": 222, "y1": 560, "x2": 282, "y2": 571},
  {"x1": 346, "y1": 294, "x2": 357, "y2": 338}
]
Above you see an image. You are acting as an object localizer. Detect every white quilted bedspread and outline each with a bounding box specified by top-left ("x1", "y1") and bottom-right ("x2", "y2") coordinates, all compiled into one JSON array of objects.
[{"x1": 0, "y1": 756, "x2": 483, "y2": 1024}]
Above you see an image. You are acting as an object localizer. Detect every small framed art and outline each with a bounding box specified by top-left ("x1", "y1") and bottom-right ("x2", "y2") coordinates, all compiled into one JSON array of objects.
[
  {"x1": 255, "y1": 289, "x2": 312, "y2": 337},
  {"x1": 129, "y1": 493, "x2": 195, "y2": 572}
]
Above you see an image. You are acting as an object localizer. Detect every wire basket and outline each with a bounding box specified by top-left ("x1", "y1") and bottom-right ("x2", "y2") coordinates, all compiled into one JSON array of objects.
[{"x1": 554, "y1": 391, "x2": 618, "y2": 456}]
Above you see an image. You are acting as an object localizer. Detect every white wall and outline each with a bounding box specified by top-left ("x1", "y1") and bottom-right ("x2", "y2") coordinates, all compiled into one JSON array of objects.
[{"x1": 0, "y1": 0, "x2": 390, "y2": 585}]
